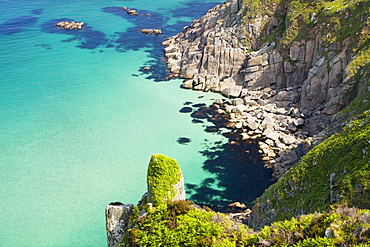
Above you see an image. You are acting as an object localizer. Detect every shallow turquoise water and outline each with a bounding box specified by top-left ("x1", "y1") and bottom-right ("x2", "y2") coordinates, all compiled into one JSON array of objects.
[{"x1": 0, "y1": 0, "x2": 227, "y2": 246}]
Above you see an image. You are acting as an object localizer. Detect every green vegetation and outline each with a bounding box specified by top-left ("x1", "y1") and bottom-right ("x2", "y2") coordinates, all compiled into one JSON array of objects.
[
  {"x1": 254, "y1": 110, "x2": 370, "y2": 222},
  {"x1": 242, "y1": 0, "x2": 370, "y2": 65},
  {"x1": 147, "y1": 154, "x2": 182, "y2": 207},
  {"x1": 117, "y1": 144, "x2": 370, "y2": 246},
  {"x1": 121, "y1": 200, "x2": 370, "y2": 246}
]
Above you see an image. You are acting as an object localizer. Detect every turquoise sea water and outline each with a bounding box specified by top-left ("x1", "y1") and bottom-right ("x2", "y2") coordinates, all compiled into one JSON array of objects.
[{"x1": 0, "y1": 0, "x2": 273, "y2": 246}]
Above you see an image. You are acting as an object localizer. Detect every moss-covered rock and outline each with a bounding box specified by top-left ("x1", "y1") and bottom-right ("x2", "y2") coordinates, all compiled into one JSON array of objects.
[{"x1": 147, "y1": 154, "x2": 185, "y2": 207}]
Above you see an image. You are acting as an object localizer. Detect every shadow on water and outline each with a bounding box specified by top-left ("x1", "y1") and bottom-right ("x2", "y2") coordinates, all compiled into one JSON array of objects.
[
  {"x1": 102, "y1": 7, "x2": 171, "y2": 80},
  {"x1": 103, "y1": 1, "x2": 221, "y2": 80},
  {"x1": 0, "y1": 16, "x2": 38, "y2": 35},
  {"x1": 31, "y1": 8, "x2": 44, "y2": 15},
  {"x1": 179, "y1": 102, "x2": 274, "y2": 210},
  {"x1": 177, "y1": 137, "x2": 191, "y2": 145},
  {"x1": 40, "y1": 18, "x2": 110, "y2": 49},
  {"x1": 36, "y1": 1, "x2": 222, "y2": 79}
]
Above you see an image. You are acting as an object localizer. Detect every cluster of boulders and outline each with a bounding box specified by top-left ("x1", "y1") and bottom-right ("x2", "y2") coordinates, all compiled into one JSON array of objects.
[
  {"x1": 209, "y1": 86, "x2": 330, "y2": 178},
  {"x1": 56, "y1": 21, "x2": 84, "y2": 30},
  {"x1": 122, "y1": 6, "x2": 138, "y2": 16},
  {"x1": 163, "y1": 0, "x2": 353, "y2": 117},
  {"x1": 140, "y1": 28, "x2": 162, "y2": 35},
  {"x1": 162, "y1": 0, "x2": 357, "y2": 178}
]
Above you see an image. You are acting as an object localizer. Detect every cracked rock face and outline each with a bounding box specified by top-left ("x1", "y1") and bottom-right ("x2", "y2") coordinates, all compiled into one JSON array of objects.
[
  {"x1": 105, "y1": 204, "x2": 134, "y2": 247},
  {"x1": 163, "y1": 0, "x2": 356, "y2": 121}
]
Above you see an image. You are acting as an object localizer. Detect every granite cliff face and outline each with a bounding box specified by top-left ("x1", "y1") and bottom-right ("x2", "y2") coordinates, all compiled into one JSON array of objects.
[
  {"x1": 164, "y1": 0, "x2": 366, "y2": 132},
  {"x1": 163, "y1": 0, "x2": 370, "y2": 228}
]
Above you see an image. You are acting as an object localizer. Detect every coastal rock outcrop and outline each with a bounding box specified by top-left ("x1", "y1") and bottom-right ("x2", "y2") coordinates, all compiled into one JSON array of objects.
[
  {"x1": 164, "y1": 0, "x2": 356, "y2": 120},
  {"x1": 105, "y1": 154, "x2": 186, "y2": 246},
  {"x1": 140, "y1": 28, "x2": 162, "y2": 35},
  {"x1": 146, "y1": 154, "x2": 186, "y2": 204},
  {"x1": 122, "y1": 7, "x2": 138, "y2": 16},
  {"x1": 162, "y1": 0, "x2": 370, "y2": 232},
  {"x1": 209, "y1": 87, "x2": 329, "y2": 179},
  {"x1": 163, "y1": 0, "x2": 365, "y2": 179},
  {"x1": 56, "y1": 21, "x2": 84, "y2": 30}
]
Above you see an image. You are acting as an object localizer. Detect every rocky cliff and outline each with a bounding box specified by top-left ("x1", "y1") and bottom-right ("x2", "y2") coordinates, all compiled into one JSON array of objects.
[
  {"x1": 163, "y1": 0, "x2": 370, "y2": 228},
  {"x1": 164, "y1": 0, "x2": 368, "y2": 131}
]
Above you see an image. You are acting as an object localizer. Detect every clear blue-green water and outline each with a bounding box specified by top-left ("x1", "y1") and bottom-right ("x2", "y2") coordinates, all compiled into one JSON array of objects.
[{"x1": 0, "y1": 0, "x2": 273, "y2": 246}]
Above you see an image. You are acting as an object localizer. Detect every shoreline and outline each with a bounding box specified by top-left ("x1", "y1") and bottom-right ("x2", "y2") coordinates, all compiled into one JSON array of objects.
[{"x1": 161, "y1": 0, "x2": 354, "y2": 179}]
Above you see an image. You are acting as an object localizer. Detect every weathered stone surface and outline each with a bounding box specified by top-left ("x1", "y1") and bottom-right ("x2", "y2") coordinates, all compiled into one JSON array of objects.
[
  {"x1": 233, "y1": 104, "x2": 247, "y2": 113},
  {"x1": 140, "y1": 28, "x2": 162, "y2": 34},
  {"x1": 244, "y1": 100, "x2": 259, "y2": 106},
  {"x1": 172, "y1": 174, "x2": 186, "y2": 202},
  {"x1": 214, "y1": 98, "x2": 224, "y2": 104},
  {"x1": 123, "y1": 7, "x2": 138, "y2": 15},
  {"x1": 328, "y1": 61, "x2": 342, "y2": 87},
  {"x1": 56, "y1": 21, "x2": 84, "y2": 30},
  {"x1": 284, "y1": 62, "x2": 295, "y2": 73},
  {"x1": 106, "y1": 204, "x2": 134, "y2": 247},
  {"x1": 263, "y1": 128, "x2": 280, "y2": 141},
  {"x1": 287, "y1": 122, "x2": 298, "y2": 132},
  {"x1": 248, "y1": 56, "x2": 263, "y2": 67},
  {"x1": 274, "y1": 91, "x2": 298, "y2": 102},
  {"x1": 280, "y1": 134, "x2": 296, "y2": 145},
  {"x1": 290, "y1": 42, "x2": 301, "y2": 61},
  {"x1": 247, "y1": 121, "x2": 259, "y2": 130},
  {"x1": 305, "y1": 40, "x2": 315, "y2": 63},
  {"x1": 223, "y1": 85, "x2": 242, "y2": 98},
  {"x1": 263, "y1": 104, "x2": 276, "y2": 113},
  {"x1": 235, "y1": 122, "x2": 243, "y2": 128},
  {"x1": 163, "y1": 0, "x2": 353, "y2": 125},
  {"x1": 232, "y1": 98, "x2": 244, "y2": 106},
  {"x1": 182, "y1": 79, "x2": 193, "y2": 89}
]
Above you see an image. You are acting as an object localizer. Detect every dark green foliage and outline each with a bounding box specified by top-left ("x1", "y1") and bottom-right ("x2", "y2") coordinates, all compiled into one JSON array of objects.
[
  {"x1": 167, "y1": 200, "x2": 192, "y2": 217},
  {"x1": 166, "y1": 200, "x2": 192, "y2": 230}
]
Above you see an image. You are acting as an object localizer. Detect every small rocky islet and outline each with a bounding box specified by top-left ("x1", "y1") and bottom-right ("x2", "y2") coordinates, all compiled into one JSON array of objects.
[{"x1": 56, "y1": 21, "x2": 84, "y2": 30}]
